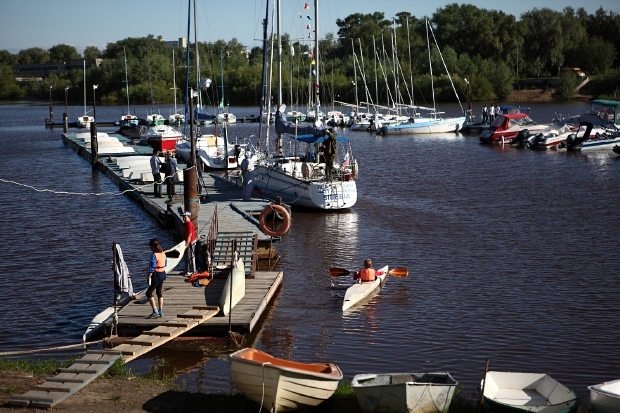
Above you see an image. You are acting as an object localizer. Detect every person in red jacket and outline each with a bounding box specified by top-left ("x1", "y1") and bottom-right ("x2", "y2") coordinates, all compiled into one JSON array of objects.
[
  {"x1": 354, "y1": 258, "x2": 376, "y2": 282},
  {"x1": 182, "y1": 211, "x2": 197, "y2": 276}
]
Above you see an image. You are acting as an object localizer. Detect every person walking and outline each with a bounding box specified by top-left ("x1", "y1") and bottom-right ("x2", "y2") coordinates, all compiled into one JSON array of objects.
[
  {"x1": 150, "y1": 149, "x2": 163, "y2": 198},
  {"x1": 182, "y1": 211, "x2": 197, "y2": 275},
  {"x1": 146, "y1": 238, "x2": 166, "y2": 319},
  {"x1": 240, "y1": 152, "x2": 255, "y2": 201}
]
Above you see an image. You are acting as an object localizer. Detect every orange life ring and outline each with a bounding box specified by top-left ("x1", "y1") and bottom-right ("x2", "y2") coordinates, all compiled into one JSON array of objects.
[{"x1": 259, "y1": 204, "x2": 291, "y2": 237}]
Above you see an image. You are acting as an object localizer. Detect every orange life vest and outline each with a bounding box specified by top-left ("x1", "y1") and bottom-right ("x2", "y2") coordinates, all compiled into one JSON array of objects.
[
  {"x1": 154, "y1": 252, "x2": 166, "y2": 271},
  {"x1": 359, "y1": 268, "x2": 376, "y2": 282}
]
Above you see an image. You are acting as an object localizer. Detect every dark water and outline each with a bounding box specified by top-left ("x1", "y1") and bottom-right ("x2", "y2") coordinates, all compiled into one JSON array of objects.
[{"x1": 0, "y1": 102, "x2": 618, "y2": 400}]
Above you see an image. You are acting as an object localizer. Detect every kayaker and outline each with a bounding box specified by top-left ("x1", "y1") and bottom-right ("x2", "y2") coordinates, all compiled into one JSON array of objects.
[
  {"x1": 146, "y1": 238, "x2": 167, "y2": 319},
  {"x1": 354, "y1": 258, "x2": 376, "y2": 282}
]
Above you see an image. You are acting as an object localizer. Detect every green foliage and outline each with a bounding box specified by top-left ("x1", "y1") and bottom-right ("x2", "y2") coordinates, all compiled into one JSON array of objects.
[
  {"x1": 491, "y1": 61, "x2": 514, "y2": 100},
  {"x1": 0, "y1": 64, "x2": 24, "y2": 99},
  {"x1": 49, "y1": 44, "x2": 80, "y2": 62},
  {"x1": 552, "y1": 73, "x2": 578, "y2": 100},
  {"x1": 0, "y1": 357, "x2": 76, "y2": 375},
  {"x1": 570, "y1": 36, "x2": 617, "y2": 76},
  {"x1": 84, "y1": 46, "x2": 101, "y2": 60},
  {"x1": 101, "y1": 358, "x2": 132, "y2": 379}
]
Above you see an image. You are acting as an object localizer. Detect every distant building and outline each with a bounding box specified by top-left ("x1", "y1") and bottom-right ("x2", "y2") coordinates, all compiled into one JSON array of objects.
[
  {"x1": 13, "y1": 59, "x2": 102, "y2": 81},
  {"x1": 162, "y1": 37, "x2": 187, "y2": 50}
]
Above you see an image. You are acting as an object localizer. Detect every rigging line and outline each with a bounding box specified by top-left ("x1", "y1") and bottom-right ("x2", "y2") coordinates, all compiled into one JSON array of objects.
[
  {"x1": 426, "y1": 21, "x2": 464, "y2": 113},
  {"x1": 0, "y1": 339, "x2": 106, "y2": 356},
  {"x1": 0, "y1": 170, "x2": 187, "y2": 197}
]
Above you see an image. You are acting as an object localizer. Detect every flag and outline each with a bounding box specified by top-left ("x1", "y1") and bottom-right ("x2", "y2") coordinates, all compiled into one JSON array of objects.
[
  {"x1": 304, "y1": 2, "x2": 309, "y2": 9},
  {"x1": 290, "y1": 45, "x2": 295, "y2": 57},
  {"x1": 93, "y1": 84, "x2": 98, "y2": 89}
]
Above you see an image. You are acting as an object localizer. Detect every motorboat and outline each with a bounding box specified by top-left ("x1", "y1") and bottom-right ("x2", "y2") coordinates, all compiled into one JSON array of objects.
[
  {"x1": 555, "y1": 99, "x2": 620, "y2": 129},
  {"x1": 230, "y1": 347, "x2": 342, "y2": 413},
  {"x1": 481, "y1": 371, "x2": 578, "y2": 413},
  {"x1": 352, "y1": 371, "x2": 458, "y2": 413},
  {"x1": 589, "y1": 378, "x2": 620, "y2": 413},
  {"x1": 480, "y1": 113, "x2": 550, "y2": 144},
  {"x1": 176, "y1": 131, "x2": 250, "y2": 170},
  {"x1": 142, "y1": 124, "x2": 184, "y2": 152}
]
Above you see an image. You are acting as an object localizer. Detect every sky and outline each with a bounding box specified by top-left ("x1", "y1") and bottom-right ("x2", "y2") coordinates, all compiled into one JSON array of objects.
[{"x1": 1, "y1": 0, "x2": 619, "y2": 55}]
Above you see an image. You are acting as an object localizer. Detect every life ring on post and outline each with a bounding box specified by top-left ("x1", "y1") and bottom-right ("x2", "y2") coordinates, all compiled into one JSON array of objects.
[{"x1": 259, "y1": 204, "x2": 291, "y2": 237}]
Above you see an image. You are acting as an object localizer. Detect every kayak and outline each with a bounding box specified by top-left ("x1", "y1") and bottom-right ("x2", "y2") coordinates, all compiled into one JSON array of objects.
[
  {"x1": 342, "y1": 265, "x2": 388, "y2": 311},
  {"x1": 164, "y1": 241, "x2": 186, "y2": 273}
]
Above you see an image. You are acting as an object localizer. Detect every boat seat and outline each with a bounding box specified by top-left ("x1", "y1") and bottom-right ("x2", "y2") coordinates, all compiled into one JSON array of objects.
[{"x1": 391, "y1": 374, "x2": 413, "y2": 384}]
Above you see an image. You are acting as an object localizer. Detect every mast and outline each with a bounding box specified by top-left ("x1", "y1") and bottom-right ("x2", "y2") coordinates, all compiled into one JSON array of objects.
[
  {"x1": 184, "y1": 0, "x2": 191, "y2": 135},
  {"x1": 276, "y1": 0, "x2": 282, "y2": 156},
  {"x1": 172, "y1": 49, "x2": 177, "y2": 115},
  {"x1": 83, "y1": 59, "x2": 86, "y2": 115},
  {"x1": 406, "y1": 17, "x2": 414, "y2": 108},
  {"x1": 257, "y1": 0, "x2": 269, "y2": 151},
  {"x1": 373, "y1": 35, "x2": 378, "y2": 106},
  {"x1": 314, "y1": 0, "x2": 319, "y2": 124},
  {"x1": 351, "y1": 38, "x2": 358, "y2": 111},
  {"x1": 194, "y1": 0, "x2": 201, "y2": 109},
  {"x1": 426, "y1": 18, "x2": 436, "y2": 113},
  {"x1": 123, "y1": 48, "x2": 130, "y2": 115},
  {"x1": 147, "y1": 46, "x2": 154, "y2": 114}
]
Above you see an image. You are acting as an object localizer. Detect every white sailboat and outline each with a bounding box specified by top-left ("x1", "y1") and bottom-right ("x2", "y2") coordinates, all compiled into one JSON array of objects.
[
  {"x1": 381, "y1": 19, "x2": 466, "y2": 135},
  {"x1": 253, "y1": 0, "x2": 358, "y2": 210},
  {"x1": 77, "y1": 60, "x2": 94, "y2": 128}
]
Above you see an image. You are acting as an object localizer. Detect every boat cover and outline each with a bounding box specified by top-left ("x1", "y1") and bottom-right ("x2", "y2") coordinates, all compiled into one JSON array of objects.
[{"x1": 275, "y1": 110, "x2": 325, "y2": 136}]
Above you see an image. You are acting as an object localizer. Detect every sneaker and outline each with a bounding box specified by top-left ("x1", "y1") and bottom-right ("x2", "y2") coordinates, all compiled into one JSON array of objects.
[
  {"x1": 146, "y1": 312, "x2": 159, "y2": 319},
  {"x1": 158, "y1": 310, "x2": 164, "y2": 317}
]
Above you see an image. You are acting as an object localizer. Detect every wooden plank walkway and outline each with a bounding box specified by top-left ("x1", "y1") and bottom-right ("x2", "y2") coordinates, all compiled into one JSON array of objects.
[
  {"x1": 9, "y1": 307, "x2": 219, "y2": 409},
  {"x1": 61, "y1": 132, "x2": 285, "y2": 337},
  {"x1": 109, "y1": 271, "x2": 282, "y2": 337}
]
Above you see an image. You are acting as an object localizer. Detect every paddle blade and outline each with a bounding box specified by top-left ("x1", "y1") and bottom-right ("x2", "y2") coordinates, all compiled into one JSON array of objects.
[
  {"x1": 388, "y1": 267, "x2": 408, "y2": 277},
  {"x1": 329, "y1": 268, "x2": 351, "y2": 277}
]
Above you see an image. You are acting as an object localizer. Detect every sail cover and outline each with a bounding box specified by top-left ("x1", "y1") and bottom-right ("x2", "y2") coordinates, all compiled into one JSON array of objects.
[{"x1": 275, "y1": 110, "x2": 325, "y2": 136}]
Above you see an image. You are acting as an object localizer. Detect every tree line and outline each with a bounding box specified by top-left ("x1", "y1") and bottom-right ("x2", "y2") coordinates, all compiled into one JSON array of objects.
[{"x1": 0, "y1": 4, "x2": 619, "y2": 105}]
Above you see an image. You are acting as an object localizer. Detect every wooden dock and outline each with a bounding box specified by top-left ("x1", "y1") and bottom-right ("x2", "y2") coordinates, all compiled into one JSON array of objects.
[
  {"x1": 10, "y1": 307, "x2": 220, "y2": 408},
  {"x1": 60, "y1": 132, "x2": 286, "y2": 338}
]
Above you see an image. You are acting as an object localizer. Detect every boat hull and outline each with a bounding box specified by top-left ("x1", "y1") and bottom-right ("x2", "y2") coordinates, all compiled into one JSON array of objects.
[
  {"x1": 384, "y1": 117, "x2": 466, "y2": 134},
  {"x1": 219, "y1": 258, "x2": 245, "y2": 316},
  {"x1": 342, "y1": 266, "x2": 388, "y2": 311},
  {"x1": 483, "y1": 371, "x2": 579, "y2": 413},
  {"x1": 589, "y1": 379, "x2": 620, "y2": 413},
  {"x1": 230, "y1": 348, "x2": 342, "y2": 413},
  {"x1": 352, "y1": 371, "x2": 459, "y2": 413},
  {"x1": 254, "y1": 165, "x2": 357, "y2": 210}
]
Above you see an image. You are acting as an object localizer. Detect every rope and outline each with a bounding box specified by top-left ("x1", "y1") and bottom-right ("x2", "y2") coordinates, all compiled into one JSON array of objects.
[
  {"x1": 259, "y1": 361, "x2": 272, "y2": 413},
  {"x1": 0, "y1": 339, "x2": 106, "y2": 356},
  {"x1": 0, "y1": 171, "x2": 181, "y2": 197}
]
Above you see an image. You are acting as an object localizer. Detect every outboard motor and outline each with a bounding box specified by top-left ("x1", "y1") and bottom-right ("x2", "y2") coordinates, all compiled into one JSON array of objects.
[
  {"x1": 563, "y1": 133, "x2": 577, "y2": 150},
  {"x1": 527, "y1": 133, "x2": 544, "y2": 150},
  {"x1": 511, "y1": 128, "x2": 530, "y2": 148}
]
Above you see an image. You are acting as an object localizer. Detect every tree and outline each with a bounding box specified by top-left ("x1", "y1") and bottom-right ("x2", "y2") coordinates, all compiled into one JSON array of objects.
[
  {"x1": 0, "y1": 64, "x2": 23, "y2": 99},
  {"x1": 570, "y1": 36, "x2": 617, "y2": 75},
  {"x1": 17, "y1": 47, "x2": 49, "y2": 65},
  {"x1": 520, "y1": 8, "x2": 564, "y2": 76},
  {"x1": 83, "y1": 46, "x2": 101, "y2": 60},
  {"x1": 49, "y1": 44, "x2": 80, "y2": 62},
  {"x1": 0, "y1": 50, "x2": 17, "y2": 66},
  {"x1": 587, "y1": 8, "x2": 620, "y2": 68}
]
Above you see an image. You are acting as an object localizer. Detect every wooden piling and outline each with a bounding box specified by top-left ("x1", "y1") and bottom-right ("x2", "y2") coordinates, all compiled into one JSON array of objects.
[
  {"x1": 478, "y1": 358, "x2": 489, "y2": 413},
  {"x1": 90, "y1": 123, "x2": 98, "y2": 165}
]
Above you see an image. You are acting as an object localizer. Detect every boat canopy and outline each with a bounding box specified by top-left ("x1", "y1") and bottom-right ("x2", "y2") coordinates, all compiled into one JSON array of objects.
[
  {"x1": 291, "y1": 133, "x2": 349, "y2": 144},
  {"x1": 592, "y1": 99, "x2": 619, "y2": 125}
]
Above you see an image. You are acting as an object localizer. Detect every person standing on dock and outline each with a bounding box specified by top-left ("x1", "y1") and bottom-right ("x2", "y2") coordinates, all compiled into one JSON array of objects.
[
  {"x1": 240, "y1": 152, "x2": 255, "y2": 201},
  {"x1": 482, "y1": 105, "x2": 488, "y2": 124},
  {"x1": 165, "y1": 151, "x2": 178, "y2": 201},
  {"x1": 146, "y1": 238, "x2": 166, "y2": 318},
  {"x1": 182, "y1": 211, "x2": 197, "y2": 276},
  {"x1": 150, "y1": 149, "x2": 163, "y2": 198}
]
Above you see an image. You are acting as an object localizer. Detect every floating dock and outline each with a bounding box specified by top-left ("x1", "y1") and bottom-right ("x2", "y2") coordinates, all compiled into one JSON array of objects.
[{"x1": 60, "y1": 131, "x2": 285, "y2": 338}]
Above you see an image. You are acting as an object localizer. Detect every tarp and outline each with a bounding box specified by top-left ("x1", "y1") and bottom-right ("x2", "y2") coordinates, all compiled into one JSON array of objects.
[
  {"x1": 293, "y1": 134, "x2": 349, "y2": 144},
  {"x1": 114, "y1": 243, "x2": 135, "y2": 301},
  {"x1": 275, "y1": 110, "x2": 325, "y2": 136}
]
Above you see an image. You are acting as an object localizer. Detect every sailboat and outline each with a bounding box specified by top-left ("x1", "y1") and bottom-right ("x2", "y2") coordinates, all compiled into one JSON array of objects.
[
  {"x1": 117, "y1": 47, "x2": 145, "y2": 139},
  {"x1": 381, "y1": 19, "x2": 466, "y2": 135},
  {"x1": 253, "y1": 0, "x2": 358, "y2": 210},
  {"x1": 168, "y1": 49, "x2": 185, "y2": 126},
  {"x1": 216, "y1": 50, "x2": 236, "y2": 124},
  {"x1": 77, "y1": 60, "x2": 94, "y2": 128}
]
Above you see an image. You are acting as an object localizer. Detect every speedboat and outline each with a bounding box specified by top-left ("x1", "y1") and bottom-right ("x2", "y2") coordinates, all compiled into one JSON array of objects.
[
  {"x1": 480, "y1": 113, "x2": 550, "y2": 144},
  {"x1": 142, "y1": 125, "x2": 184, "y2": 152},
  {"x1": 176, "y1": 131, "x2": 249, "y2": 170}
]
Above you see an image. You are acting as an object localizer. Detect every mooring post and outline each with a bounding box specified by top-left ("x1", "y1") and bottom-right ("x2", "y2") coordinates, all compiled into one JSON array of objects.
[
  {"x1": 63, "y1": 113, "x2": 68, "y2": 133},
  {"x1": 90, "y1": 122, "x2": 98, "y2": 166},
  {"x1": 184, "y1": 87, "x2": 199, "y2": 219},
  {"x1": 478, "y1": 358, "x2": 490, "y2": 413}
]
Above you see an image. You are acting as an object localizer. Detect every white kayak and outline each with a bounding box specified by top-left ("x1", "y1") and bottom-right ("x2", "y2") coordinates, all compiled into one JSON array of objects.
[
  {"x1": 164, "y1": 241, "x2": 186, "y2": 273},
  {"x1": 342, "y1": 265, "x2": 388, "y2": 311},
  {"x1": 219, "y1": 257, "x2": 246, "y2": 316},
  {"x1": 83, "y1": 287, "x2": 148, "y2": 342}
]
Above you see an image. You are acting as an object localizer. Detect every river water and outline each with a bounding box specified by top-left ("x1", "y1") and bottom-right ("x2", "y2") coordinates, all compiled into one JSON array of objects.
[{"x1": 0, "y1": 101, "x2": 618, "y2": 401}]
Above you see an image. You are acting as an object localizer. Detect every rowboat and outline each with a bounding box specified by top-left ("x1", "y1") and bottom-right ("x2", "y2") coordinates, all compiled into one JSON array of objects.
[
  {"x1": 352, "y1": 371, "x2": 459, "y2": 413},
  {"x1": 342, "y1": 265, "x2": 388, "y2": 311},
  {"x1": 589, "y1": 379, "x2": 620, "y2": 413},
  {"x1": 219, "y1": 257, "x2": 245, "y2": 316},
  {"x1": 482, "y1": 371, "x2": 578, "y2": 413},
  {"x1": 229, "y1": 347, "x2": 342, "y2": 413},
  {"x1": 164, "y1": 241, "x2": 186, "y2": 273}
]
